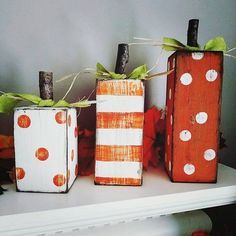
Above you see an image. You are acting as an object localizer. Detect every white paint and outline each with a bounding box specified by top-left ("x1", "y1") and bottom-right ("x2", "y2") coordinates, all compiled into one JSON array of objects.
[
  {"x1": 206, "y1": 69, "x2": 218, "y2": 82},
  {"x1": 95, "y1": 161, "x2": 142, "y2": 179},
  {"x1": 204, "y1": 149, "x2": 216, "y2": 161},
  {"x1": 96, "y1": 95, "x2": 144, "y2": 113},
  {"x1": 167, "y1": 61, "x2": 170, "y2": 70},
  {"x1": 184, "y1": 164, "x2": 195, "y2": 175},
  {"x1": 180, "y1": 73, "x2": 193, "y2": 85},
  {"x1": 179, "y1": 130, "x2": 192, "y2": 141},
  {"x1": 192, "y1": 52, "x2": 204, "y2": 60},
  {"x1": 196, "y1": 112, "x2": 208, "y2": 124},
  {"x1": 172, "y1": 58, "x2": 176, "y2": 68},
  {"x1": 96, "y1": 128, "x2": 143, "y2": 146}
]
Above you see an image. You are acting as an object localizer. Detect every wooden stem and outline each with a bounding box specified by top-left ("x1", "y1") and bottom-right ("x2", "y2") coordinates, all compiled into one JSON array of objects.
[
  {"x1": 39, "y1": 71, "x2": 53, "y2": 100},
  {"x1": 115, "y1": 44, "x2": 129, "y2": 74},
  {"x1": 187, "y1": 19, "x2": 199, "y2": 47}
]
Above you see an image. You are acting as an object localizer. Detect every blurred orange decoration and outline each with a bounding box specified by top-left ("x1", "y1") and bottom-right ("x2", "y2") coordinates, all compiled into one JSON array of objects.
[
  {"x1": 78, "y1": 129, "x2": 95, "y2": 176},
  {"x1": 0, "y1": 135, "x2": 15, "y2": 183},
  {"x1": 0, "y1": 135, "x2": 14, "y2": 159},
  {"x1": 143, "y1": 106, "x2": 165, "y2": 170},
  {"x1": 191, "y1": 231, "x2": 210, "y2": 236}
]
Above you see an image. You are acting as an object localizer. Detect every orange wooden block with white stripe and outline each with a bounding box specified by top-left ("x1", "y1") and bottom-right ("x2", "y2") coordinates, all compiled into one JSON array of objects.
[
  {"x1": 165, "y1": 51, "x2": 223, "y2": 182},
  {"x1": 95, "y1": 80, "x2": 145, "y2": 185}
]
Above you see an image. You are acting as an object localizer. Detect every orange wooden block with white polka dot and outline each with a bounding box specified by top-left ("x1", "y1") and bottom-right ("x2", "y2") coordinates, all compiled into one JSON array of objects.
[
  {"x1": 14, "y1": 107, "x2": 78, "y2": 192},
  {"x1": 95, "y1": 80, "x2": 144, "y2": 186},
  {"x1": 165, "y1": 51, "x2": 223, "y2": 182}
]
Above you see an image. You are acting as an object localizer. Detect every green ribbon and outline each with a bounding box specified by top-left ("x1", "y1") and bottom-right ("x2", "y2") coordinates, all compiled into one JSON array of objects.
[
  {"x1": 162, "y1": 36, "x2": 227, "y2": 52},
  {"x1": 0, "y1": 93, "x2": 93, "y2": 113},
  {"x1": 96, "y1": 63, "x2": 148, "y2": 80}
]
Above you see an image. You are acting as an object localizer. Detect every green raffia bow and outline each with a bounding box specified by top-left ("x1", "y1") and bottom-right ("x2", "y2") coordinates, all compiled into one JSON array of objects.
[
  {"x1": 0, "y1": 93, "x2": 93, "y2": 113},
  {"x1": 96, "y1": 63, "x2": 148, "y2": 80},
  {"x1": 162, "y1": 36, "x2": 227, "y2": 52}
]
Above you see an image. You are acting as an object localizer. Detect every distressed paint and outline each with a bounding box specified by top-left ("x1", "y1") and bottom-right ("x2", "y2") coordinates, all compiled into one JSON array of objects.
[
  {"x1": 95, "y1": 80, "x2": 144, "y2": 185},
  {"x1": 165, "y1": 51, "x2": 223, "y2": 182},
  {"x1": 14, "y1": 107, "x2": 78, "y2": 192}
]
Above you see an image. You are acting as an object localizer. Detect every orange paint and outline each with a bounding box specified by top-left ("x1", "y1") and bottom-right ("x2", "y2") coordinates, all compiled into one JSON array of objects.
[
  {"x1": 53, "y1": 174, "x2": 66, "y2": 187},
  {"x1": 35, "y1": 147, "x2": 49, "y2": 161},
  {"x1": 165, "y1": 51, "x2": 223, "y2": 182},
  {"x1": 17, "y1": 115, "x2": 31, "y2": 128},
  {"x1": 15, "y1": 167, "x2": 25, "y2": 180},
  {"x1": 96, "y1": 145, "x2": 142, "y2": 162},
  {"x1": 74, "y1": 127, "x2": 78, "y2": 138},
  {"x1": 97, "y1": 80, "x2": 144, "y2": 96},
  {"x1": 97, "y1": 112, "x2": 144, "y2": 129},
  {"x1": 95, "y1": 177, "x2": 141, "y2": 185},
  {"x1": 71, "y1": 149, "x2": 74, "y2": 161},
  {"x1": 55, "y1": 111, "x2": 66, "y2": 124},
  {"x1": 67, "y1": 169, "x2": 70, "y2": 182},
  {"x1": 67, "y1": 114, "x2": 72, "y2": 127}
]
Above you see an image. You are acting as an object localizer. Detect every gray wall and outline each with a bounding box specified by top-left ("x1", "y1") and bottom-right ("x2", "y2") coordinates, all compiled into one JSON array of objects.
[{"x1": 0, "y1": 0, "x2": 236, "y2": 167}]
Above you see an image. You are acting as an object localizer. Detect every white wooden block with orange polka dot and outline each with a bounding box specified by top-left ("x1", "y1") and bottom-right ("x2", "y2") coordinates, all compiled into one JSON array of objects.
[
  {"x1": 165, "y1": 51, "x2": 223, "y2": 182},
  {"x1": 14, "y1": 107, "x2": 78, "y2": 192}
]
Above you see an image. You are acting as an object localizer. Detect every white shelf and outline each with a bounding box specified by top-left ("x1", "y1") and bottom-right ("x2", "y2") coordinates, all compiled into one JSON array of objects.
[{"x1": 0, "y1": 163, "x2": 236, "y2": 236}]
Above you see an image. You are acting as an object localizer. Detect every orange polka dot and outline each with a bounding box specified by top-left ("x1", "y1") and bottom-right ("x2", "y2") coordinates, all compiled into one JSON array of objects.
[
  {"x1": 75, "y1": 164, "x2": 79, "y2": 177},
  {"x1": 74, "y1": 127, "x2": 78, "y2": 138},
  {"x1": 67, "y1": 114, "x2": 72, "y2": 127},
  {"x1": 71, "y1": 149, "x2": 74, "y2": 161},
  {"x1": 55, "y1": 112, "x2": 66, "y2": 124},
  {"x1": 16, "y1": 167, "x2": 25, "y2": 180},
  {"x1": 35, "y1": 147, "x2": 49, "y2": 161},
  {"x1": 53, "y1": 174, "x2": 66, "y2": 187},
  {"x1": 17, "y1": 115, "x2": 31, "y2": 128}
]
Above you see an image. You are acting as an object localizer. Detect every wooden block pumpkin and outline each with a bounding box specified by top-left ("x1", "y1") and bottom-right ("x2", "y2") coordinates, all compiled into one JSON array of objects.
[
  {"x1": 95, "y1": 80, "x2": 144, "y2": 185},
  {"x1": 165, "y1": 51, "x2": 223, "y2": 182},
  {"x1": 14, "y1": 107, "x2": 78, "y2": 192}
]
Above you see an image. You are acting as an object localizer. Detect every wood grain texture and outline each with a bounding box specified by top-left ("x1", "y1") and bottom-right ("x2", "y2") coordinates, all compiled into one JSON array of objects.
[
  {"x1": 95, "y1": 80, "x2": 144, "y2": 185},
  {"x1": 96, "y1": 145, "x2": 142, "y2": 162}
]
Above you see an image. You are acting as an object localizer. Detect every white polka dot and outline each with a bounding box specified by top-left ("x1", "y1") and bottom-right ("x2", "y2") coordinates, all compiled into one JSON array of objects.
[
  {"x1": 184, "y1": 164, "x2": 195, "y2": 175},
  {"x1": 179, "y1": 130, "x2": 192, "y2": 141},
  {"x1": 196, "y1": 112, "x2": 208, "y2": 124},
  {"x1": 192, "y1": 52, "x2": 204, "y2": 60},
  {"x1": 173, "y1": 58, "x2": 175, "y2": 68},
  {"x1": 170, "y1": 115, "x2": 173, "y2": 125},
  {"x1": 206, "y1": 69, "x2": 218, "y2": 82},
  {"x1": 168, "y1": 161, "x2": 172, "y2": 172},
  {"x1": 180, "y1": 73, "x2": 193, "y2": 85},
  {"x1": 204, "y1": 149, "x2": 216, "y2": 161},
  {"x1": 168, "y1": 88, "x2": 172, "y2": 100}
]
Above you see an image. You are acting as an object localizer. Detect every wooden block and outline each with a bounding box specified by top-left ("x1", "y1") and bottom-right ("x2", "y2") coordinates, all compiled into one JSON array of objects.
[
  {"x1": 14, "y1": 107, "x2": 78, "y2": 192},
  {"x1": 95, "y1": 80, "x2": 144, "y2": 185},
  {"x1": 165, "y1": 51, "x2": 223, "y2": 182}
]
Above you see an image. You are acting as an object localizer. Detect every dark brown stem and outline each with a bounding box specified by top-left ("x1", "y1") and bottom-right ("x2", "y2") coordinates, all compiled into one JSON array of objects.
[
  {"x1": 39, "y1": 71, "x2": 53, "y2": 100},
  {"x1": 187, "y1": 19, "x2": 199, "y2": 47},
  {"x1": 115, "y1": 44, "x2": 129, "y2": 74}
]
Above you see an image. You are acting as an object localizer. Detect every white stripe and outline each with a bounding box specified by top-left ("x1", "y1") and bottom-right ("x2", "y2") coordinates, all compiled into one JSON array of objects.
[
  {"x1": 96, "y1": 95, "x2": 144, "y2": 113},
  {"x1": 95, "y1": 161, "x2": 142, "y2": 179},
  {"x1": 96, "y1": 128, "x2": 143, "y2": 146}
]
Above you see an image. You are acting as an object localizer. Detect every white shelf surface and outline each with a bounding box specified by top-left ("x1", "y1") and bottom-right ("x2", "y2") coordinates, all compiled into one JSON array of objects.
[{"x1": 0, "y1": 163, "x2": 236, "y2": 235}]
